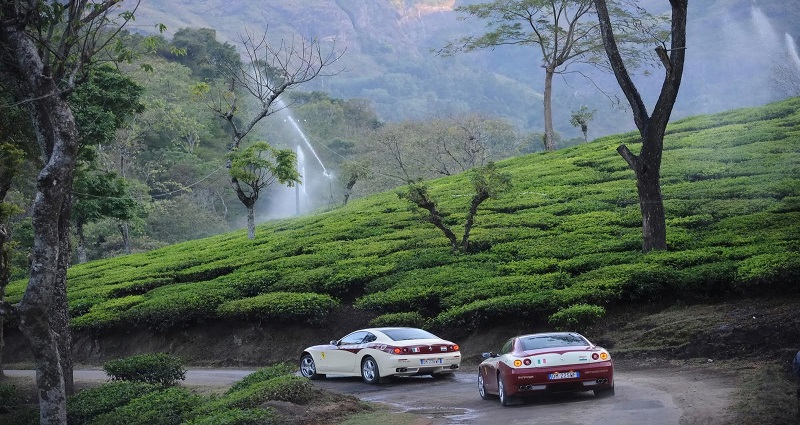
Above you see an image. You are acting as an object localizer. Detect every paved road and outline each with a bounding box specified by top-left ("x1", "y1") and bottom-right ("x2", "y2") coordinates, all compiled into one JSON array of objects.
[{"x1": 3, "y1": 368, "x2": 257, "y2": 386}]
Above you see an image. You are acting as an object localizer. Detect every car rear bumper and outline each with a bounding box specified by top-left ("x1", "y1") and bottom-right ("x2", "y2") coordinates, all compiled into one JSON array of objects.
[
  {"x1": 380, "y1": 353, "x2": 461, "y2": 377},
  {"x1": 502, "y1": 361, "x2": 613, "y2": 396}
]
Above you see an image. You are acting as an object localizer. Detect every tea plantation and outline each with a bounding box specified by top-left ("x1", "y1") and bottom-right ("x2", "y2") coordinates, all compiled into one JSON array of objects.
[{"x1": 6, "y1": 98, "x2": 800, "y2": 334}]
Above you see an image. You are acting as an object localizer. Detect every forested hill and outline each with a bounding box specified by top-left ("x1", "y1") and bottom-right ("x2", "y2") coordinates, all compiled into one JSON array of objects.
[
  {"x1": 6, "y1": 96, "x2": 799, "y2": 337},
  {"x1": 121, "y1": 0, "x2": 800, "y2": 137}
]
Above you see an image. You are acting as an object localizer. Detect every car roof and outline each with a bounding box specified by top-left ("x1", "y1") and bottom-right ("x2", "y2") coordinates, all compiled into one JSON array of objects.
[
  {"x1": 515, "y1": 332, "x2": 586, "y2": 339},
  {"x1": 356, "y1": 327, "x2": 424, "y2": 333}
]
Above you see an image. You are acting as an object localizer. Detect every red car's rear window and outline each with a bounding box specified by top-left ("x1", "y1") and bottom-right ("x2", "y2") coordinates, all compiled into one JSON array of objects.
[{"x1": 521, "y1": 334, "x2": 588, "y2": 350}]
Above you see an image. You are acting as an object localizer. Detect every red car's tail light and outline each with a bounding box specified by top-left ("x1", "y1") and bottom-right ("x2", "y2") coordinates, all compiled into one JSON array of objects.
[
  {"x1": 523, "y1": 358, "x2": 532, "y2": 366},
  {"x1": 513, "y1": 359, "x2": 523, "y2": 367},
  {"x1": 600, "y1": 352, "x2": 609, "y2": 360},
  {"x1": 592, "y1": 353, "x2": 599, "y2": 360}
]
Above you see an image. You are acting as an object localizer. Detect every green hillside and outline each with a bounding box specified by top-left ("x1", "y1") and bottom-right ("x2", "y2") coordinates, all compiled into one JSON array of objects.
[{"x1": 7, "y1": 98, "x2": 800, "y2": 333}]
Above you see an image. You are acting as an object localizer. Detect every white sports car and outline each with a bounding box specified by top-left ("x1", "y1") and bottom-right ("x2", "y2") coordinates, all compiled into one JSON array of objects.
[{"x1": 299, "y1": 327, "x2": 461, "y2": 384}]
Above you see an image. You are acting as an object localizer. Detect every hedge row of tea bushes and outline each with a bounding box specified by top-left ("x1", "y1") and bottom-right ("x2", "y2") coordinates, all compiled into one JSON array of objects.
[
  {"x1": 5, "y1": 98, "x2": 800, "y2": 333},
  {"x1": 0, "y1": 355, "x2": 305, "y2": 425},
  {"x1": 68, "y1": 361, "x2": 304, "y2": 425}
]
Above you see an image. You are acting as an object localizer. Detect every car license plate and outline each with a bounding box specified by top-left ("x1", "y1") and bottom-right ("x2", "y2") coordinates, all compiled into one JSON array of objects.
[
  {"x1": 548, "y1": 371, "x2": 579, "y2": 380},
  {"x1": 420, "y1": 358, "x2": 443, "y2": 365}
]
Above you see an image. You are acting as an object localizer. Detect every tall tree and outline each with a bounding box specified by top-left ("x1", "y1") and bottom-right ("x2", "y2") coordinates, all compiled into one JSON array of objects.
[
  {"x1": 441, "y1": 0, "x2": 655, "y2": 151},
  {"x1": 442, "y1": 0, "x2": 600, "y2": 151},
  {"x1": 0, "y1": 1, "x2": 136, "y2": 422},
  {"x1": 197, "y1": 30, "x2": 342, "y2": 239},
  {"x1": 593, "y1": 0, "x2": 687, "y2": 252}
]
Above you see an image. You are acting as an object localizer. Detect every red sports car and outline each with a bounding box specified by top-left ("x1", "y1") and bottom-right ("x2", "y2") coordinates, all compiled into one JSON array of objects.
[{"x1": 478, "y1": 332, "x2": 614, "y2": 406}]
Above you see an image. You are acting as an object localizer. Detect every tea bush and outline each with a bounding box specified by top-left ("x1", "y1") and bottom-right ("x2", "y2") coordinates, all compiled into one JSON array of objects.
[
  {"x1": 67, "y1": 382, "x2": 159, "y2": 424},
  {"x1": 192, "y1": 376, "x2": 314, "y2": 417},
  {"x1": 87, "y1": 387, "x2": 202, "y2": 425},
  {"x1": 103, "y1": 353, "x2": 186, "y2": 386},
  {"x1": 548, "y1": 304, "x2": 606, "y2": 331},
  {"x1": 217, "y1": 292, "x2": 339, "y2": 325},
  {"x1": 369, "y1": 311, "x2": 428, "y2": 328},
  {"x1": 226, "y1": 363, "x2": 296, "y2": 394},
  {"x1": 0, "y1": 383, "x2": 20, "y2": 413}
]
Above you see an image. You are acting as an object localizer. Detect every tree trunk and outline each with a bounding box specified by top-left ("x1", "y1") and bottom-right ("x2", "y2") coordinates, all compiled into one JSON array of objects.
[
  {"x1": 247, "y1": 205, "x2": 256, "y2": 240},
  {"x1": 77, "y1": 220, "x2": 87, "y2": 264},
  {"x1": 118, "y1": 221, "x2": 132, "y2": 255},
  {"x1": 594, "y1": 0, "x2": 687, "y2": 253},
  {"x1": 0, "y1": 224, "x2": 8, "y2": 379},
  {"x1": 618, "y1": 142, "x2": 668, "y2": 252},
  {"x1": 55, "y1": 199, "x2": 74, "y2": 396},
  {"x1": 543, "y1": 67, "x2": 557, "y2": 152},
  {"x1": 462, "y1": 192, "x2": 490, "y2": 252},
  {"x1": 5, "y1": 25, "x2": 80, "y2": 424}
]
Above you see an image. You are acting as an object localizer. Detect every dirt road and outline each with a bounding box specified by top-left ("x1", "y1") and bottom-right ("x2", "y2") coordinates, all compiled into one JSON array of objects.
[
  {"x1": 4, "y1": 362, "x2": 735, "y2": 424},
  {"x1": 310, "y1": 363, "x2": 736, "y2": 425}
]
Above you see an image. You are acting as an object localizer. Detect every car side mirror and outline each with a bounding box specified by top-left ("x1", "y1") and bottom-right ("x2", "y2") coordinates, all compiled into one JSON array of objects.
[
  {"x1": 330, "y1": 340, "x2": 338, "y2": 345},
  {"x1": 482, "y1": 352, "x2": 498, "y2": 358}
]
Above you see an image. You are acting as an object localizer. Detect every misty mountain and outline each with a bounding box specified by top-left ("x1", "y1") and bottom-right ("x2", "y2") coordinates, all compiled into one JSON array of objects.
[{"x1": 122, "y1": 0, "x2": 800, "y2": 141}]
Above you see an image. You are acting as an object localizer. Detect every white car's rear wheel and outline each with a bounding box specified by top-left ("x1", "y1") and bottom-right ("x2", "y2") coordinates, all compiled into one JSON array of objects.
[
  {"x1": 361, "y1": 356, "x2": 381, "y2": 384},
  {"x1": 300, "y1": 354, "x2": 324, "y2": 380}
]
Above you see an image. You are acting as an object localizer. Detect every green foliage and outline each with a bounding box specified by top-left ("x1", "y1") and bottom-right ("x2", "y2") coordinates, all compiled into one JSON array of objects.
[
  {"x1": 103, "y1": 353, "x2": 187, "y2": 386},
  {"x1": 0, "y1": 383, "x2": 20, "y2": 413},
  {"x1": 217, "y1": 292, "x2": 339, "y2": 325},
  {"x1": 67, "y1": 382, "x2": 160, "y2": 425},
  {"x1": 183, "y1": 408, "x2": 275, "y2": 425},
  {"x1": 88, "y1": 387, "x2": 202, "y2": 425},
  {"x1": 192, "y1": 375, "x2": 314, "y2": 417},
  {"x1": 227, "y1": 142, "x2": 300, "y2": 195},
  {"x1": 226, "y1": 363, "x2": 296, "y2": 394},
  {"x1": 548, "y1": 304, "x2": 606, "y2": 331},
  {"x1": 369, "y1": 311, "x2": 428, "y2": 328},
  {"x1": 42, "y1": 97, "x2": 800, "y2": 333}
]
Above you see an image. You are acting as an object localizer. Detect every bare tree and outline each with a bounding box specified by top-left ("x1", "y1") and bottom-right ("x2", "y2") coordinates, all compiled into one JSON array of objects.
[
  {"x1": 770, "y1": 61, "x2": 800, "y2": 99},
  {"x1": 0, "y1": 1, "x2": 136, "y2": 422},
  {"x1": 399, "y1": 163, "x2": 511, "y2": 253},
  {"x1": 593, "y1": 0, "x2": 687, "y2": 252},
  {"x1": 197, "y1": 30, "x2": 342, "y2": 239}
]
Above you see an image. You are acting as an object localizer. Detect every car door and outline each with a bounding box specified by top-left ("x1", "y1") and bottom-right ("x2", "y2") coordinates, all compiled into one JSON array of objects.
[
  {"x1": 325, "y1": 331, "x2": 369, "y2": 374},
  {"x1": 483, "y1": 338, "x2": 514, "y2": 392}
]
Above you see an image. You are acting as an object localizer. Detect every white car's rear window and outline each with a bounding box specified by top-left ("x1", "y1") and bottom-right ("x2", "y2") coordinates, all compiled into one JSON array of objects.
[{"x1": 382, "y1": 328, "x2": 438, "y2": 341}]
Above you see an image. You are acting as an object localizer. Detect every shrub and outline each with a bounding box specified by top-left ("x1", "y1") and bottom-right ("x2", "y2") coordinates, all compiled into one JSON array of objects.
[
  {"x1": 548, "y1": 304, "x2": 606, "y2": 331},
  {"x1": 216, "y1": 292, "x2": 339, "y2": 325},
  {"x1": 369, "y1": 311, "x2": 428, "y2": 328},
  {"x1": 67, "y1": 382, "x2": 159, "y2": 424},
  {"x1": 193, "y1": 375, "x2": 314, "y2": 417},
  {"x1": 226, "y1": 363, "x2": 296, "y2": 394},
  {"x1": 103, "y1": 353, "x2": 187, "y2": 386},
  {"x1": 123, "y1": 282, "x2": 240, "y2": 329},
  {"x1": 88, "y1": 387, "x2": 202, "y2": 425},
  {"x1": 183, "y1": 408, "x2": 275, "y2": 425},
  {"x1": 0, "y1": 383, "x2": 20, "y2": 413}
]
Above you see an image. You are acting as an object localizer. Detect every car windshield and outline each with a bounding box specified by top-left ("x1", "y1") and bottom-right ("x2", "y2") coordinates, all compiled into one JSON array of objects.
[
  {"x1": 520, "y1": 334, "x2": 588, "y2": 350},
  {"x1": 381, "y1": 328, "x2": 438, "y2": 341}
]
